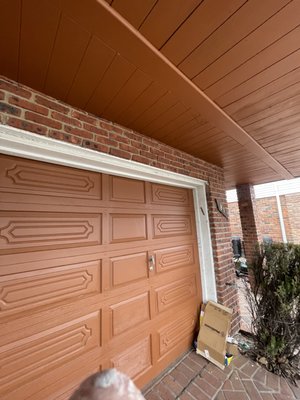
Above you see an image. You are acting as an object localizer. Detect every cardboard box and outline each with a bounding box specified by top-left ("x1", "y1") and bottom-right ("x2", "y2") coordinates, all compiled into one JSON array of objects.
[
  {"x1": 226, "y1": 342, "x2": 239, "y2": 356},
  {"x1": 196, "y1": 301, "x2": 233, "y2": 370}
]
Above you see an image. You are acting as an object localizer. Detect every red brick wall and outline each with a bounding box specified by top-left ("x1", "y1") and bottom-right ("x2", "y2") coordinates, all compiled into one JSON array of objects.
[
  {"x1": 285, "y1": 193, "x2": 300, "y2": 243},
  {"x1": 280, "y1": 196, "x2": 293, "y2": 242},
  {"x1": 228, "y1": 194, "x2": 300, "y2": 245},
  {"x1": 228, "y1": 202, "x2": 243, "y2": 238},
  {"x1": 0, "y1": 75, "x2": 240, "y2": 331},
  {"x1": 236, "y1": 184, "x2": 261, "y2": 263},
  {"x1": 257, "y1": 197, "x2": 284, "y2": 242}
]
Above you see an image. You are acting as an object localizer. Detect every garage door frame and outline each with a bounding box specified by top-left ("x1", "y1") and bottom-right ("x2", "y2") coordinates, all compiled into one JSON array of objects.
[{"x1": 0, "y1": 123, "x2": 217, "y2": 302}]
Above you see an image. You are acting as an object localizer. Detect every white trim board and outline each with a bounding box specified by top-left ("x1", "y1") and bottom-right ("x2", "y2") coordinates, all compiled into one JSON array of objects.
[{"x1": 0, "y1": 124, "x2": 217, "y2": 302}]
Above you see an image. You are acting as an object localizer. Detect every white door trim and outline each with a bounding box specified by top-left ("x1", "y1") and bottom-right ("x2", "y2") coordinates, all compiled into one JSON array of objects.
[{"x1": 0, "y1": 124, "x2": 217, "y2": 302}]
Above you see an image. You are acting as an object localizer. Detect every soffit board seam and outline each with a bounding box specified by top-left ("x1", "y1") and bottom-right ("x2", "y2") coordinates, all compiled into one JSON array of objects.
[{"x1": 91, "y1": 0, "x2": 292, "y2": 180}]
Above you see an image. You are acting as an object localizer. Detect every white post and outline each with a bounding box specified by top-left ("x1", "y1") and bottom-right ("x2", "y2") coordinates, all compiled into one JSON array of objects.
[{"x1": 274, "y1": 183, "x2": 287, "y2": 243}]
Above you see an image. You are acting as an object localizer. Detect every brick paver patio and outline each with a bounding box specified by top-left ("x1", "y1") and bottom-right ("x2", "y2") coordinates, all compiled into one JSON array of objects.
[
  {"x1": 143, "y1": 351, "x2": 300, "y2": 400},
  {"x1": 143, "y1": 278, "x2": 299, "y2": 399}
]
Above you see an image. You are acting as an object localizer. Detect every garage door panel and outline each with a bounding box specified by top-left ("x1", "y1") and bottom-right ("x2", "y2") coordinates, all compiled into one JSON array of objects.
[
  {"x1": 49, "y1": 373, "x2": 98, "y2": 400},
  {"x1": 155, "y1": 275, "x2": 197, "y2": 314},
  {"x1": 152, "y1": 214, "x2": 193, "y2": 238},
  {"x1": 158, "y1": 310, "x2": 197, "y2": 359},
  {"x1": 1, "y1": 296, "x2": 104, "y2": 344},
  {"x1": 111, "y1": 335, "x2": 152, "y2": 380},
  {"x1": 106, "y1": 238, "x2": 196, "y2": 256},
  {"x1": 110, "y1": 213, "x2": 147, "y2": 243},
  {"x1": 110, "y1": 251, "x2": 148, "y2": 287},
  {"x1": 0, "y1": 212, "x2": 102, "y2": 252},
  {"x1": 151, "y1": 183, "x2": 191, "y2": 206},
  {"x1": 3, "y1": 350, "x2": 102, "y2": 400},
  {"x1": 40, "y1": 365, "x2": 101, "y2": 400},
  {"x1": 0, "y1": 155, "x2": 102, "y2": 201},
  {"x1": 154, "y1": 244, "x2": 195, "y2": 273},
  {"x1": 0, "y1": 196, "x2": 106, "y2": 212},
  {"x1": 110, "y1": 291, "x2": 151, "y2": 337},
  {"x1": 0, "y1": 247, "x2": 107, "y2": 272},
  {"x1": 0, "y1": 155, "x2": 203, "y2": 397},
  {"x1": 109, "y1": 176, "x2": 146, "y2": 203},
  {"x1": 0, "y1": 260, "x2": 101, "y2": 316},
  {"x1": 0, "y1": 311, "x2": 101, "y2": 395}
]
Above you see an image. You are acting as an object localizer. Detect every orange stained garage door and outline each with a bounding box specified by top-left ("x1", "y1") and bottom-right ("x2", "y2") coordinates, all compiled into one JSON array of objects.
[{"x1": 0, "y1": 154, "x2": 202, "y2": 399}]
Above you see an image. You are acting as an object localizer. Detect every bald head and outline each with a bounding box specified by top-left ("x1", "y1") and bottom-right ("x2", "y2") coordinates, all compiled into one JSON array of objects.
[{"x1": 69, "y1": 369, "x2": 145, "y2": 400}]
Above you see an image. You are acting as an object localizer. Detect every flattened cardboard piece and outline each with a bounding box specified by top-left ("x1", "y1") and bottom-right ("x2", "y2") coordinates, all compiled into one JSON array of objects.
[
  {"x1": 226, "y1": 342, "x2": 239, "y2": 356},
  {"x1": 196, "y1": 301, "x2": 233, "y2": 370}
]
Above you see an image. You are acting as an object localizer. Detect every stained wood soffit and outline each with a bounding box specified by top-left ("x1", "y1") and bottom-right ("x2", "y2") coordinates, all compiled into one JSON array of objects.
[{"x1": 93, "y1": 0, "x2": 292, "y2": 180}]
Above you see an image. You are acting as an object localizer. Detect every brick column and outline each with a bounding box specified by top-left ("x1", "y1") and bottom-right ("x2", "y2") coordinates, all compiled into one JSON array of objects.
[
  {"x1": 236, "y1": 184, "x2": 260, "y2": 264},
  {"x1": 206, "y1": 179, "x2": 241, "y2": 333}
]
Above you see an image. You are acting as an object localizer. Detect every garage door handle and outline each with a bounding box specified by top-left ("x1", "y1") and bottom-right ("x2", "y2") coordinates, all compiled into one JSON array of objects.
[{"x1": 149, "y1": 255, "x2": 155, "y2": 271}]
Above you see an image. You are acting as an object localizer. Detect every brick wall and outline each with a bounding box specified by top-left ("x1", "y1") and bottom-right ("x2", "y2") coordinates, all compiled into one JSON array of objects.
[
  {"x1": 280, "y1": 196, "x2": 293, "y2": 242},
  {"x1": 257, "y1": 197, "x2": 285, "y2": 242},
  {"x1": 236, "y1": 184, "x2": 261, "y2": 263},
  {"x1": 284, "y1": 193, "x2": 300, "y2": 243},
  {"x1": 228, "y1": 194, "x2": 300, "y2": 245},
  {"x1": 0, "y1": 75, "x2": 240, "y2": 331},
  {"x1": 228, "y1": 202, "x2": 243, "y2": 238}
]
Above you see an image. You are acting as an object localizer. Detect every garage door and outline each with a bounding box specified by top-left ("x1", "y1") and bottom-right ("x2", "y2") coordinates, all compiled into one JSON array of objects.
[{"x1": 0, "y1": 154, "x2": 202, "y2": 399}]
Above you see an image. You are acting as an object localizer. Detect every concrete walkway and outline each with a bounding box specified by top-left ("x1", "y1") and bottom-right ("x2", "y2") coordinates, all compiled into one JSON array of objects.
[{"x1": 143, "y1": 351, "x2": 300, "y2": 400}]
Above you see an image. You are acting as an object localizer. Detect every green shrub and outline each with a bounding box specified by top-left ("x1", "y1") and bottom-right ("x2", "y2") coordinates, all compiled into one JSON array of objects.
[{"x1": 246, "y1": 242, "x2": 300, "y2": 382}]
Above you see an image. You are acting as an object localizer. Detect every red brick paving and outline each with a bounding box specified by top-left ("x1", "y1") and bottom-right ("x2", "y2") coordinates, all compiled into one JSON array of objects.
[
  {"x1": 144, "y1": 282, "x2": 300, "y2": 399},
  {"x1": 143, "y1": 352, "x2": 300, "y2": 400}
]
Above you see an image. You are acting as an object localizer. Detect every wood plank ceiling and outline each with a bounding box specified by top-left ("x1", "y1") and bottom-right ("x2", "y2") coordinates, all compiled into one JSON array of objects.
[{"x1": 1, "y1": 0, "x2": 299, "y2": 188}]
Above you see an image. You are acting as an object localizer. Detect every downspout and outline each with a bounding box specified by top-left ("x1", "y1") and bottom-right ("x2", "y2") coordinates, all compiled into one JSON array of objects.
[{"x1": 274, "y1": 183, "x2": 287, "y2": 243}]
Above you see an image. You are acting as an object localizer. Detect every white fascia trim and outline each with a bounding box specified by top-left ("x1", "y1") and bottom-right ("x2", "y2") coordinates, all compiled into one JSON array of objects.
[
  {"x1": 0, "y1": 124, "x2": 217, "y2": 302},
  {"x1": 0, "y1": 125, "x2": 205, "y2": 188}
]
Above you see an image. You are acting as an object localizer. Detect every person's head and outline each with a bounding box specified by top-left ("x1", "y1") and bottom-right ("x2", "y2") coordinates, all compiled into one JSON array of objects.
[{"x1": 69, "y1": 369, "x2": 145, "y2": 400}]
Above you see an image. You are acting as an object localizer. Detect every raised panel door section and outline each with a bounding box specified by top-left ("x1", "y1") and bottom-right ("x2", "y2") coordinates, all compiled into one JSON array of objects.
[
  {"x1": 110, "y1": 252, "x2": 148, "y2": 287},
  {"x1": 152, "y1": 214, "x2": 192, "y2": 238},
  {"x1": 151, "y1": 183, "x2": 191, "y2": 206},
  {"x1": 110, "y1": 292, "x2": 150, "y2": 337},
  {"x1": 154, "y1": 244, "x2": 195, "y2": 273},
  {"x1": 111, "y1": 336, "x2": 152, "y2": 380},
  {"x1": 0, "y1": 212, "x2": 101, "y2": 251},
  {"x1": 0, "y1": 155, "x2": 102, "y2": 200},
  {"x1": 158, "y1": 311, "x2": 197, "y2": 359},
  {"x1": 0, "y1": 154, "x2": 203, "y2": 396},
  {"x1": 44, "y1": 366, "x2": 100, "y2": 400},
  {"x1": 110, "y1": 176, "x2": 145, "y2": 203},
  {"x1": 0, "y1": 260, "x2": 101, "y2": 315},
  {"x1": 0, "y1": 312, "x2": 100, "y2": 396},
  {"x1": 155, "y1": 275, "x2": 197, "y2": 314},
  {"x1": 110, "y1": 214, "x2": 147, "y2": 243}
]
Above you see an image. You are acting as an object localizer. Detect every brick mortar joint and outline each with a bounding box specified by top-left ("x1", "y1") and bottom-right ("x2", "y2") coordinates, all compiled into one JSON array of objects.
[
  {"x1": 173, "y1": 362, "x2": 209, "y2": 400},
  {"x1": 177, "y1": 364, "x2": 232, "y2": 400},
  {"x1": 142, "y1": 349, "x2": 193, "y2": 396},
  {"x1": 143, "y1": 350, "x2": 237, "y2": 400},
  {"x1": 211, "y1": 369, "x2": 234, "y2": 400}
]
